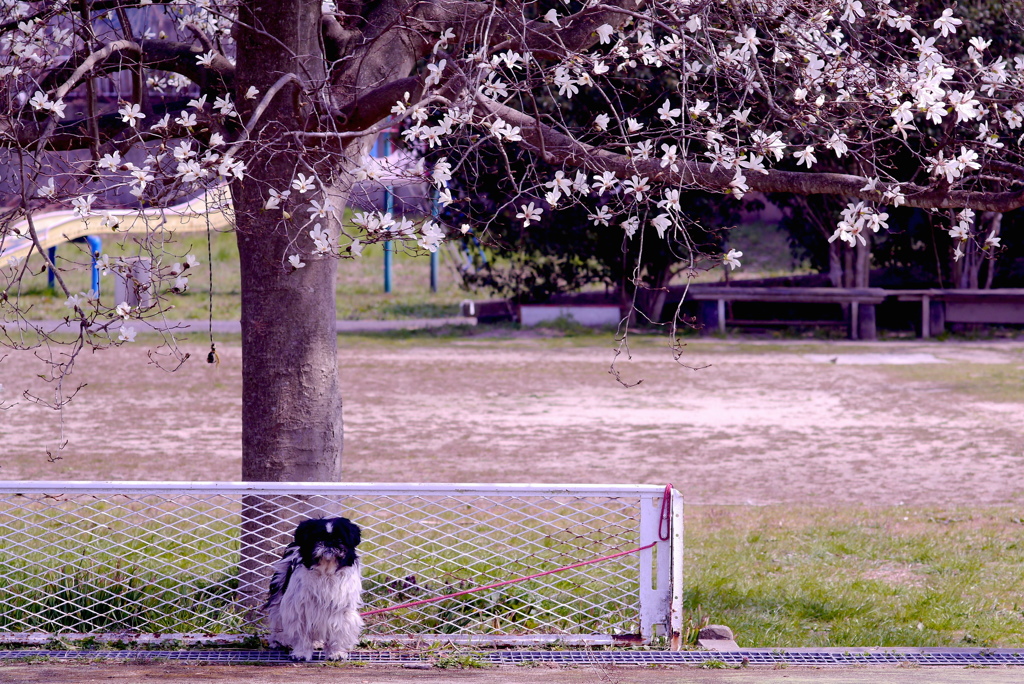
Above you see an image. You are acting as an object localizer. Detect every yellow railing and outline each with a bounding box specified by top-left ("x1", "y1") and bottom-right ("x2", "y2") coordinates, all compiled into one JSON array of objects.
[{"x1": 1, "y1": 191, "x2": 234, "y2": 264}]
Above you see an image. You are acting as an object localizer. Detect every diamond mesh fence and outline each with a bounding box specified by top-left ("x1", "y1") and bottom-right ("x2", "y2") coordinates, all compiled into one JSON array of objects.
[{"x1": 0, "y1": 482, "x2": 681, "y2": 644}]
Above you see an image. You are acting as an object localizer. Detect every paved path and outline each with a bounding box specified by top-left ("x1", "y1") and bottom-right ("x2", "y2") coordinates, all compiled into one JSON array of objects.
[
  {"x1": 2, "y1": 317, "x2": 476, "y2": 335},
  {"x1": 2, "y1": 663, "x2": 1022, "y2": 683}
]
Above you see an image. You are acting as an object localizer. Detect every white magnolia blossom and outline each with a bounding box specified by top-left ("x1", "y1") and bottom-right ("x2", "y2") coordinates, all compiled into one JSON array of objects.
[
  {"x1": 71, "y1": 194, "x2": 96, "y2": 218},
  {"x1": 36, "y1": 178, "x2": 57, "y2": 198},
  {"x1": 310, "y1": 223, "x2": 338, "y2": 254},
  {"x1": 622, "y1": 175, "x2": 651, "y2": 200},
  {"x1": 150, "y1": 113, "x2": 170, "y2": 130},
  {"x1": 214, "y1": 95, "x2": 237, "y2": 117},
  {"x1": 516, "y1": 202, "x2": 543, "y2": 227},
  {"x1": 118, "y1": 103, "x2": 145, "y2": 127},
  {"x1": 490, "y1": 118, "x2": 523, "y2": 142},
  {"x1": 595, "y1": 24, "x2": 615, "y2": 44},
  {"x1": 794, "y1": 145, "x2": 817, "y2": 168},
  {"x1": 622, "y1": 216, "x2": 640, "y2": 238},
  {"x1": 307, "y1": 199, "x2": 330, "y2": 219},
  {"x1": 292, "y1": 173, "x2": 317, "y2": 194},
  {"x1": 933, "y1": 8, "x2": 961, "y2": 37},
  {"x1": 723, "y1": 249, "x2": 743, "y2": 270},
  {"x1": 196, "y1": 50, "x2": 217, "y2": 67},
  {"x1": 262, "y1": 188, "x2": 290, "y2": 209},
  {"x1": 651, "y1": 213, "x2": 673, "y2": 239},
  {"x1": 29, "y1": 91, "x2": 66, "y2": 118},
  {"x1": 418, "y1": 220, "x2": 446, "y2": 252},
  {"x1": 829, "y1": 201, "x2": 889, "y2": 246},
  {"x1": 590, "y1": 206, "x2": 613, "y2": 226},
  {"x1": 433, "y1": 158, "x2": 453, "y2": 186}
]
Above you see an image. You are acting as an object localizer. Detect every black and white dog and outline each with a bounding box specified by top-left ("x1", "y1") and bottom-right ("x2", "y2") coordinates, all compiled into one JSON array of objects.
[{"x1": 266, "y1": 517, "x2": 364, "y2": 661}]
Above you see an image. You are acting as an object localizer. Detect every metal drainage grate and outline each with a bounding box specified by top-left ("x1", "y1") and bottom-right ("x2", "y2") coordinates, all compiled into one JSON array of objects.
[{"x1": 2, "y1": 649, "x2": 1024, "y2": 666}]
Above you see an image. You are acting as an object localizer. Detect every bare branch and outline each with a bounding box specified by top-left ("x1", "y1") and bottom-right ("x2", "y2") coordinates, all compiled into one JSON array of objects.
[
  {"x1": 51, "y1": 40, "x2": 142, "y2": 101},
  {"x1": 334, "y1": 75, "x2": 423, "y2": 131}
]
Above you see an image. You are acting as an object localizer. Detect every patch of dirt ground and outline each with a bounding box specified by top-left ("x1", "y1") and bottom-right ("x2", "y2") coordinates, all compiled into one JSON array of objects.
[
  {"x1": 1, "y1": 336, "x2": 1022, "y2": 506},
  {"x1": 6, "y1": 663, "x2": 1024, "y2": 684}
]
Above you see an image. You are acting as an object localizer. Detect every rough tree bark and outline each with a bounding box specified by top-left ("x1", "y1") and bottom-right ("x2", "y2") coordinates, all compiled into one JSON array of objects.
[
  {"x1": 230, "y1": 0, "x2": 424, "y2": 605},
  {"x1": 233, "y1": 0, "x2": 346, "y2": 606},
  {"x1": 234, "y1": 0, "x2": 343, "y2": 484}
]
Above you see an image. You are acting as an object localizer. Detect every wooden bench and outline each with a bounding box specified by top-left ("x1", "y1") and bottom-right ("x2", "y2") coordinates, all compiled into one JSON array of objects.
[
  {"x1": 686, "y1": 286, "x2": 889, "y2": 339},
  {"x1": 890, "y1": 289, "x2": 1024, "y2": 338}
]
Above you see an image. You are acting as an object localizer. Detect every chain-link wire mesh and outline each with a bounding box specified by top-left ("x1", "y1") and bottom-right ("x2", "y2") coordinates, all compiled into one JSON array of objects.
[{"x1": 0, "y1": 482, "x2": 680, "y2": 644}]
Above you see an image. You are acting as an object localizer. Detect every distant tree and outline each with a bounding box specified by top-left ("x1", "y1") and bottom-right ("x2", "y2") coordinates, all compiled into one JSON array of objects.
[{"x1": 433, "y1": 139, "x2": 742, "y2": 320}]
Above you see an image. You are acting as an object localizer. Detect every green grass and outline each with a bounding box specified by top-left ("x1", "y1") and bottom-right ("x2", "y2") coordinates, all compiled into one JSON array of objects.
[
  {"x1": 6, "y1": 228, "x2": 473, "y2": 321},
  {"x1": 881, "y1": 362, "x2": 1024, "y2": 404},
  {"x1": 685, "y1": 505, "x2": 1024, "y2": 648}
]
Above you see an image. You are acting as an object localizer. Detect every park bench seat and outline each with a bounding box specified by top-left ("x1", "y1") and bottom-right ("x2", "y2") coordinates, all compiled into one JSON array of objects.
[
  {"x1": 687, "y1": 286, "x2": 887, "y2": 339},
  {"x1": 891, "y1": 289, "x2": 1024, "y2": 338}
]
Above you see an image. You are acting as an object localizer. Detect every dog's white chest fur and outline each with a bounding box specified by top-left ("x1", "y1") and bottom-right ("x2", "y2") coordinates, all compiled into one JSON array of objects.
[{"x1": 268, "y1": 553, "x2": 364, "y2": 661}]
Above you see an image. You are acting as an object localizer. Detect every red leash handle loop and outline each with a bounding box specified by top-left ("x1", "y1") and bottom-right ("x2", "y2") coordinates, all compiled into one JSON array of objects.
[
  {"x1": 659, "y1": 483, "x2": 674, "y2": 541},
  {"x1": 361, "y1": 484, "x2": 676, "y2": 618}
]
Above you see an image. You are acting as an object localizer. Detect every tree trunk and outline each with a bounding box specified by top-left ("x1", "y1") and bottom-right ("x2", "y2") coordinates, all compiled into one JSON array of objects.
[
  {"x1": 983, "y1": 212, "x2": 1002, "y2": 289},
  {"x1": 854, "y1": 232, "x2": 871, "y2": 288},
  {"x1": 234, "y1": 0, "x2": 341, "y2": 483},
  {"x1": 827, "y1": 240, "x2": 843, "y2": 289},
  {"x1": 232, "y1": 0, "x2": 343, "y2": 609}
]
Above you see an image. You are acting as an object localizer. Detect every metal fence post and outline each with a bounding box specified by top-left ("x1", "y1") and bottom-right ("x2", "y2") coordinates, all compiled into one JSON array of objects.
[
  {"x1": 670, "y1": 487, "x2": 684, "y2": 650},
  {"x1": 639, "y1": 489, "x2": 673, "y2": 641}
]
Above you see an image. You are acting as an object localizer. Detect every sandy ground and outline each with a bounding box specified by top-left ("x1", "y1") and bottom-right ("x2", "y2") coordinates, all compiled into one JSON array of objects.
[{"x1": 1, "y1": 335, "x2": 1023, "y2": 507}]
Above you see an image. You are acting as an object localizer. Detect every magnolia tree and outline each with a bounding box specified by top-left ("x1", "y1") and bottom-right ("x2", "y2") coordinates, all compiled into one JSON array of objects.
[{"x1": 2, "y1": 0, "x2": 1024, "y2": 479}]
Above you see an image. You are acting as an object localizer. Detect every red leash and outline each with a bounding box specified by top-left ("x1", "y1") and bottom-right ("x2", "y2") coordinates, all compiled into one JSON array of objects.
[{"x1": 361, "y1": 484, "x2": 674, "y2": 618}]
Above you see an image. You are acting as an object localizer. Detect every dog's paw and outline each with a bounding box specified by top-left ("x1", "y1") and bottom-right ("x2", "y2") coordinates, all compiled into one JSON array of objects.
[
  {"x1": 290, "y1": 648, "x2": 315, "y2": 662},
  {"x1": 324, "y1": 649, "x2": 349, "y2": 661}
]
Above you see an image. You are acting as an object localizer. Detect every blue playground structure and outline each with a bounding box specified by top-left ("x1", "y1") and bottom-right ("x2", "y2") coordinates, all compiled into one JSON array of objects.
[{"x1": 47, "y1": 235, "x2": 102, "y2": 294}]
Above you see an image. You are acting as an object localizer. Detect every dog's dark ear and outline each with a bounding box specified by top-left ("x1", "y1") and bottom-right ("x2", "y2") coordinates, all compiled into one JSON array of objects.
[
  {"x1": 293, "y1": 518, "x2": 321, "y2": 545},
  {"x1": 337, "y1": 518, "x2": 361, "y2": 548}
]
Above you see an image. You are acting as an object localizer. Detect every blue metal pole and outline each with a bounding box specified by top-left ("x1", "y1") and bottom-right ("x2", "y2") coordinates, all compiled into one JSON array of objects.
[
  {"x1": 47, "y1": 246, "x2": 57, "y2": 290},
  {"x1": 429, "y1": 189, "x2": 439, "y2": 293},
  {"x1": 85, "y1": 235, "x2": 102, "y2": 295},
  {"x1": 430, "y1": 250, "x2": 438, "y2": 293},
  {"x1": 382, "y1": 132, "x2": 393, "y2": 294}
]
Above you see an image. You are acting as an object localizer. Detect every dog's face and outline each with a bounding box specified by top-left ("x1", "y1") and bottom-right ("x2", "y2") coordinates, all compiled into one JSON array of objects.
[{"x1": 293, "y1": 517, "x2": 361, "y2": 570}]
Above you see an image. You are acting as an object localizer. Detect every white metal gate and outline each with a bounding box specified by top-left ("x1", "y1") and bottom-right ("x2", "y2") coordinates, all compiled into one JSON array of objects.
[{"x1": 0, "y1": 482, "x2": 682, "y2": 645}]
